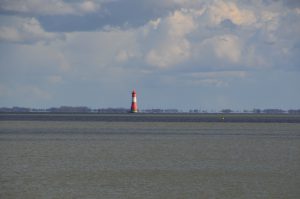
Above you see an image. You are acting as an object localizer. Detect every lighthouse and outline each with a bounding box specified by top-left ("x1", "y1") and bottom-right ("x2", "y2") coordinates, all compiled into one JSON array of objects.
[{"x1": 130, "y1": 89, "x2": 138, "y2": 113}]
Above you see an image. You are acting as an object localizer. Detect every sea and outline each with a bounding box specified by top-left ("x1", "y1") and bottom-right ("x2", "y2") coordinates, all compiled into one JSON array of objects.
[{"x1": 0, "y1": 113, "x2": 300, "y2": 199}]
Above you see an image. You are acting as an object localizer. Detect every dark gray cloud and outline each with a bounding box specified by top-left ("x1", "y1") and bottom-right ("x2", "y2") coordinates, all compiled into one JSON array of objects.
[
  {"x1": 278, "y1": 0, "x2": 300, "y2": 8},
  {"x1": 1, "y1": 0, "x2": 175, "y2": 32},
  {"x1": 38, "y1": 0, "x2": 179, "y2": 32}
]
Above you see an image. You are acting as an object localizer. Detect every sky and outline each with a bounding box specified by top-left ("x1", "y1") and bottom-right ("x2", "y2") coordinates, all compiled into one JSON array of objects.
[{"x1": 0, "y1": 0, "x2": 300, "y2": 111}]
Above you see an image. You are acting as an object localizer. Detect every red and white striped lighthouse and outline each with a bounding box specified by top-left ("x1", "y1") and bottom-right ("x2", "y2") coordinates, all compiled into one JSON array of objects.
[{"x1": 130, "y1": 89, "x2": 138, "y2": 113}]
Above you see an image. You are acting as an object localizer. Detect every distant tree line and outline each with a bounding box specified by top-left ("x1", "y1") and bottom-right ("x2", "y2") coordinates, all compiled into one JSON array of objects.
[
  {"x1": 225, "y1": 108, "x2": 300, "y2": 114},
  {"x1": 97, "y1": 108, "x2": 129, "y2": 113},
  {"x1": 142, "y1": 109, "x2": 179, "y2": 113},
  {"x1": 0, "y1": 106, "x2": 300, "y2": 114},
  {"x1": 287, "y1": 109, "x2": 300, "y2": 114},
  {"x1": 47, "y1": 106, "x2": 91, "y2": 113},
  {"x1": 0, "y1": 106, "x2": 130, "y2": 113}
]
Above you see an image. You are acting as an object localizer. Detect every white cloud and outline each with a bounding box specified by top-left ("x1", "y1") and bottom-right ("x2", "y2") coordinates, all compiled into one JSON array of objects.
[
  {"x1": 0, "y1": 0, "x2": 101, "y2": 15},
  {"x1": 61, "y1": 28, "x2": 138, "y2": 77},
  {"x1": 0, "y1": 26, "x2": 20, "y2": 43},
  {"x1": 193, "y1": 34, "x2": 242, "y2": 65},
  {"x1": 255, "y1": 10, "x2": 280, "y2": 44},
  {"x1": 244, "y1": 45, "x2": 270, "y2": 68},
  {"x1": 0, "y1": 17, "x2": 62, "y2": 43},
  {"x1": 116, "y1": 50, "x2": 136, "y2": 62},
  {"x1": 50, "y1": 51, "x2": 71, "y2": 72},
  {"x1": 207, "y1": 1, "x2": 256, "y2": 26},
  {"x1": 213, "y1": 35, "x2": 242, "y2": 63},
  {"x1": 143, "y1": 9, "x2": 197, "y2": 68},
  {"x1": 79, "y1": 1, "x2": 100, "y2": 13},
  {"x1": 145, "y1": 39, "x2": 190, "y2": 68}
]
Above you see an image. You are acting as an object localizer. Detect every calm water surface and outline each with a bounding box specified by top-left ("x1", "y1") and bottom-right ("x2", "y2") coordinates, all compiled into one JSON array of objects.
[{"x1": 0, "y1": 117, "x2": 300, "y2": 198}]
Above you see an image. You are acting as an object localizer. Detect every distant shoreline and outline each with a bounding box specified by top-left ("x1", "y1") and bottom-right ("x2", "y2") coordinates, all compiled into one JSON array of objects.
[
  {"x1": 1, "y1": 106, "x2": 300, "y2": 115},
  {"x1": 1, "y1": 112, "x2": 300, "y2": 123}
]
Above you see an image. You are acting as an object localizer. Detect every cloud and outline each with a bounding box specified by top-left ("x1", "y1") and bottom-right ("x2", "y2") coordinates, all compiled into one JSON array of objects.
[
  {"x1": 187, "y1": 71, "x2": 248, "y2": 79},
  {"x1": 49, "y1": 51, "x2": 71, "y2": 72},
  {"x1": 21, "y1": 85, "x2": 52, "y2": 100},
  {"x1": 116, "y1": 50, "x2": 136, "y2": 62},
  {"x1": 143, "y1": 9, "x2": 197, "y2": 68},
  {"x1": 278, "y1": 0, "x2": 300, "y2": 8},
  {"x1": 0, "y1": 0, "x2": 101, "y2": 15},
  {"x1": 0, "y1": 16, "x2": 63, "y2": 43},
  {"x1": 182, "y1": 71, "x2": 248, "y2": 87},
  {"x1": 0, "y1": 84, "x2": 52, "y2": 101},
  {"x1": 213, "y1": 35, "x2": 242, "y2": 63},
  {"x1": 60, "y1": 28, "x2": 138, "y2": 77},
  {"x1": 206, "y1": 1, "x2": 256, "y2": 26},
  {"x1": 191, "y1": 34, "x2": 242, "y2": 68},
  {"x1": 294, "y1": 8, "x2": 300, "y2": 15},
  {"x1": 152, "y1": 70, "x2": 248, "y2": 89},
  {"x1": 243, "y1": 45, "x2": 269, "y2": 68},
  {"x1": 187, "y1": 78, "x2": 229, "y2": 87},
  {"x1": 79, "y1": 1, "x2": 100, "y2": 13}
]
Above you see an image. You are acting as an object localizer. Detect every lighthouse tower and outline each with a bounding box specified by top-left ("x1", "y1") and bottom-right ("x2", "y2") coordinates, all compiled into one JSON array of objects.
[{"x1": 130, "y1": 89, "x2": 138, "y2": 113}]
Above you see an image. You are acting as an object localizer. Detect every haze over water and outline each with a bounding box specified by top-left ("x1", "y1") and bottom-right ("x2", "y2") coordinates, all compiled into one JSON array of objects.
[{"x1": 1, "y1": 114, "x2": 300, "y2": 198}]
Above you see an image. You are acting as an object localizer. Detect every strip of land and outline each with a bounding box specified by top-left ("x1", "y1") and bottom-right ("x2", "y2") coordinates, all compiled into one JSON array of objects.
[{"x1": 1, "y1": 113, "x2": 300, "y2": 123}]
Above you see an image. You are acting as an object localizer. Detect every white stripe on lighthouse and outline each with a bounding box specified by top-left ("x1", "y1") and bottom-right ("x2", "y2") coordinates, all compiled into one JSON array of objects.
[{"x1": 132, "y1": 97, "x2": 137, "y2": 103}]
